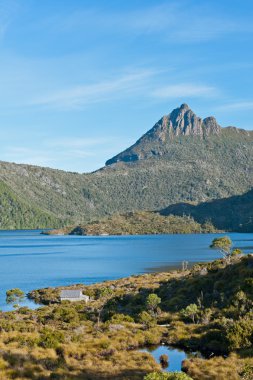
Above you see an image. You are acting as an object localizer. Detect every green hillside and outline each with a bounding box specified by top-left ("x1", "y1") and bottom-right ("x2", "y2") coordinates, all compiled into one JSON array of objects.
[
  {"x1": 0, "y1": 104, "x2": 253, "y2": 229},
  {"x1": 161, "y1": 188, "x2": 253, "y2": 232},
  {"x1": 0, "y1": 180, "x2": 62, "y2": 229}
]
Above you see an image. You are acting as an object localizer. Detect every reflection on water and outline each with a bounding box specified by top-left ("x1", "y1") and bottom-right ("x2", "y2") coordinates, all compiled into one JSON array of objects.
[{"x1": 140, "y1": 344, "x2": 202, "y2": 372}]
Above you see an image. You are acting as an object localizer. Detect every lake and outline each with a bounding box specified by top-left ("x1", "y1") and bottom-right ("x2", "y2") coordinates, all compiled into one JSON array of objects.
[{"x1": 0, "y1": 230, "x2": 253, "y2": 311}]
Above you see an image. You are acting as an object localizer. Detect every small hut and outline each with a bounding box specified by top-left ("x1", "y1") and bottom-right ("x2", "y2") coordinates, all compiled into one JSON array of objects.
[{"x1": 60, "y1": 289, "x2": 89, "y2": 303}]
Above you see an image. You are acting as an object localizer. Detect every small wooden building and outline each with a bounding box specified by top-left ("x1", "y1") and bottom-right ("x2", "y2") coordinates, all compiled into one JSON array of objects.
[{"x1": 60, "y1": 289, "x2": 89, "y2": 303}]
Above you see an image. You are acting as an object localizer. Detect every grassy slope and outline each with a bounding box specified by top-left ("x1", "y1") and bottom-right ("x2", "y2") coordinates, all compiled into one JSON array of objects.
[
  {"x1": 20, "y1": 255, "x2": 253, "y2": 380},
  {"x1": 44, "y1": 211, "x2": 216, "y2": 235},
  {"x1": 0, "y1": 128, "x2": 253, "y2": 229}
]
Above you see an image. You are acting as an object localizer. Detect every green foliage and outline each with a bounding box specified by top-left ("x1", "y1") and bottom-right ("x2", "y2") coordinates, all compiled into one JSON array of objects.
[
  {"x1": 146, "y1": 294, "x2": 161, "y2": 315},
  {"x1": 0, "y1": 180, "x2": 62, "y2": 229},
  {"x1": 163, "y1": 188, "x2": 253, "y2": 233},
  {"x1": 0, "y1": 254, "x2": 253, "y2": 379},
  {"x1": 110, "y1": 313, "x2": 134, "y2": 323},
  {"x1": 240, "y1": 364, "x2": 253, "y2": 380},
  {"x1": 38, "y1": 328, "x2": 64, "y2": 349},
  {"x1": 96, "y1": 287, "x2": 113, "y2": 299},
  {"x1": 6, "y1": 288, "x2": 25, "y2": 304},
  {"x1": 139, "y1": 311, "x2": 156, "y2": 329},
  {"x1": 52, "y1": 306, "x2": 79, "y2": 323},
  {"x1": 226, "y1": 317, "x2": 253, "y2": 350},
  {"x1": 48, "y1": 212, "x2": 216, "y2": 236},
  {"x1": 210, "y1": 236, "x2": 232, "y2": 252},
  {"x1": 180, "y1": 304, "x2": 199, "y2": 323},
  {"x1": 210, "y1": 236, "x2": 239, "y2": 262},
  {"x1": 232, "y1": 248, "x2": 243, "y2": 256}
]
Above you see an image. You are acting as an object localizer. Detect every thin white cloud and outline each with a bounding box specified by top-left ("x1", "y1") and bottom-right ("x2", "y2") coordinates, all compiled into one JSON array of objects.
[
  {"x1": 1, "y1": 135, "x2": 132, "y2": 172},
  {"x1": 30, "y1": 70, "x2": 155, "y2": 109},
  {"x1": 151, "y1": 83, "x2": 216, "y2": 98},
  {"x1": 0, "y1": 0, "x2": 19, "y2": 39},
  {"x1": 1, "y1": 145, "x2": 95, "y2": 169},
  {"x1": 217, "y1": 101, "x2": 253, "y2": 111},
  {"x1": 120, "y1": 4, "x2": 245, "y2": 42},
  {"x1": 41, "y1": 2, "x2": 253, "y2": 43},
  {"x1": 2, "y1": 147, "x2": 53, "y2": 167},
  {"x1": 46, "y1": 137, "x2": 112, "y2": 149}
]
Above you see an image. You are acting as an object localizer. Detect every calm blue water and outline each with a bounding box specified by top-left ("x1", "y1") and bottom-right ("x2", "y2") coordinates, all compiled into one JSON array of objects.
[
  {"x1": 140, "y1": 345, "x2": 202, "y2": 372},
  {"x1": 0, "y1": 230, "x2": 252, "y2": 311}
]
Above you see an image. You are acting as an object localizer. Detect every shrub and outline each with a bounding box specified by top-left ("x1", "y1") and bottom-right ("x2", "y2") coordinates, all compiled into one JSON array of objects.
[
  {"x1": 240, "y1": 364, "x2": 253, "y2": 380},
  {"x1": 39, "y1": 328, "x2": 64, "y2": 349},
  {"x1": 110, "y1": 313, "x2": 134, "y2": 323},
  {"x1": 53, "y1": 306, "x2": 79, "y2": 323},
  {"x1": 159, "y1": 354, "x2": 169, "y2": 368},
  {"x1": 139, "y1": 311, "x2": 156, "y2": 329},
  {"x1": 6, "y1": 288, "x2": 25, "y2": 304},
  {"x1": 226, "y1": 318, "x2": 253, "y2": 350}
]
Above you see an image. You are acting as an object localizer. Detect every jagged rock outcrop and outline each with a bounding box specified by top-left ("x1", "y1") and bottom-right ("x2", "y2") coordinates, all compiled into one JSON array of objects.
[{"x1": 106, "y1": 104, "x2": 221, "y2": 165}]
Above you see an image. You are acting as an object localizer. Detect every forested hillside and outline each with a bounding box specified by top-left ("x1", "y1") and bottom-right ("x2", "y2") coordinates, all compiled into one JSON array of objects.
[
  {"x1": 0, "y1": 180, "x2": 61, "y2": 229},
  {"x1": 161, "y1": 188, "x2": 253, "y2": 232},
  {"x1": 0, "y1": 104, "x2": 253, "y2": 229}
]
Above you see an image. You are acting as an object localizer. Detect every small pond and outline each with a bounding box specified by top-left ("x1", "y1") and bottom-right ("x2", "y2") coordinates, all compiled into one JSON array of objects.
[{"x1": 140, "y1": 345, "x2": 202, "y2": 372}]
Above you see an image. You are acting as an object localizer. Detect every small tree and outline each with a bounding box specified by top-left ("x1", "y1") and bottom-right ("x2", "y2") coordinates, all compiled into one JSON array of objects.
[
  {"x1": 210, "y1": 236, "x2": 234, "y2": 263},
  {"x1": 146, "y1": 293, "x2": 161, "y2": 317},
  {"x1": 180, "y1": 303, "x2": 199, "y2": 323},
  {"x1": 6, "y1": 288, "x2": 25, "y2": 306}
]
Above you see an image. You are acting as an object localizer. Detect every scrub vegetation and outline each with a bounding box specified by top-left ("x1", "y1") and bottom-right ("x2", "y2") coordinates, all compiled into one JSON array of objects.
[
  {"x1": 0, "y1": 249, "x2": 252, "y2": 379},
  {"x1": 44, "y1": 211, "x2": 217, "y2": 236}
]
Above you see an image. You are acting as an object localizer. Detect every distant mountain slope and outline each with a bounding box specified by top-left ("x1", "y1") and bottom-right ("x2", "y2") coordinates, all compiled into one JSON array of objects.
[
  {"x1": 161, "y1": 188, "x2": 253, "y2": 232},
  {"x1": 0, "y1": 104, "x2": 253, "y2": 229}
]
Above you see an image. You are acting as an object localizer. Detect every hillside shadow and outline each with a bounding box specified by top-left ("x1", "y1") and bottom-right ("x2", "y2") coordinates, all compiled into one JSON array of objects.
[{"x1": 159, "y1": 188, "x2": 253, "y2": 232}]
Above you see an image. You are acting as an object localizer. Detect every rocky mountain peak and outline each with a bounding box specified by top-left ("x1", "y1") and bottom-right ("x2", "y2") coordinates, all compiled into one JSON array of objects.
[
  {"x1": 105, "y1": 104, "x2": 223, "y2": 165},
  {"x1": 179, "y1": 103, "x2": 190, "y2": 111},
  {"x1": 168, "y1": 104, "x2": 221, "y2": 137}
]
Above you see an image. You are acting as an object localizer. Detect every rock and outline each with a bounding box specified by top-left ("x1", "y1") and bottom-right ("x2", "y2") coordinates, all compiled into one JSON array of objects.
[
  {"x1": 106, "y1": 103, "x2": 222, "y2": 165},
  {"x1": 203, "y1": 116, "x2": 221, "y2": 135},
  {"x1": 69, "y1": 226, "x2": 87, "y2": 235}
]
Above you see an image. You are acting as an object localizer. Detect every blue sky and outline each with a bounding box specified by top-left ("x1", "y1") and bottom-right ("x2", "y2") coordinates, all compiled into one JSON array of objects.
[{"x1": 0, "y1": 0, "x2": 252, "y2": 172}]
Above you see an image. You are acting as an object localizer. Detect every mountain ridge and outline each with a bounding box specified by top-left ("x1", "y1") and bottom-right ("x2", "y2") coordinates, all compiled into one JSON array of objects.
[
  {"x1": 0, "y1": 104, "x2": 253, "y2": 230},
  {"x1": 105, "y1": 103, "x2": 248, "y2": 165}
]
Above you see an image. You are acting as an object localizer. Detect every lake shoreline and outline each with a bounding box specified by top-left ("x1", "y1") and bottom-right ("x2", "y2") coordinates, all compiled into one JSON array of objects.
[
  {"x1": 2, "y1": 254, "x2": 252, "y2": 379},
  {"x1": 1, "y1": 230, "x2": 253, "y2": 312}
]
